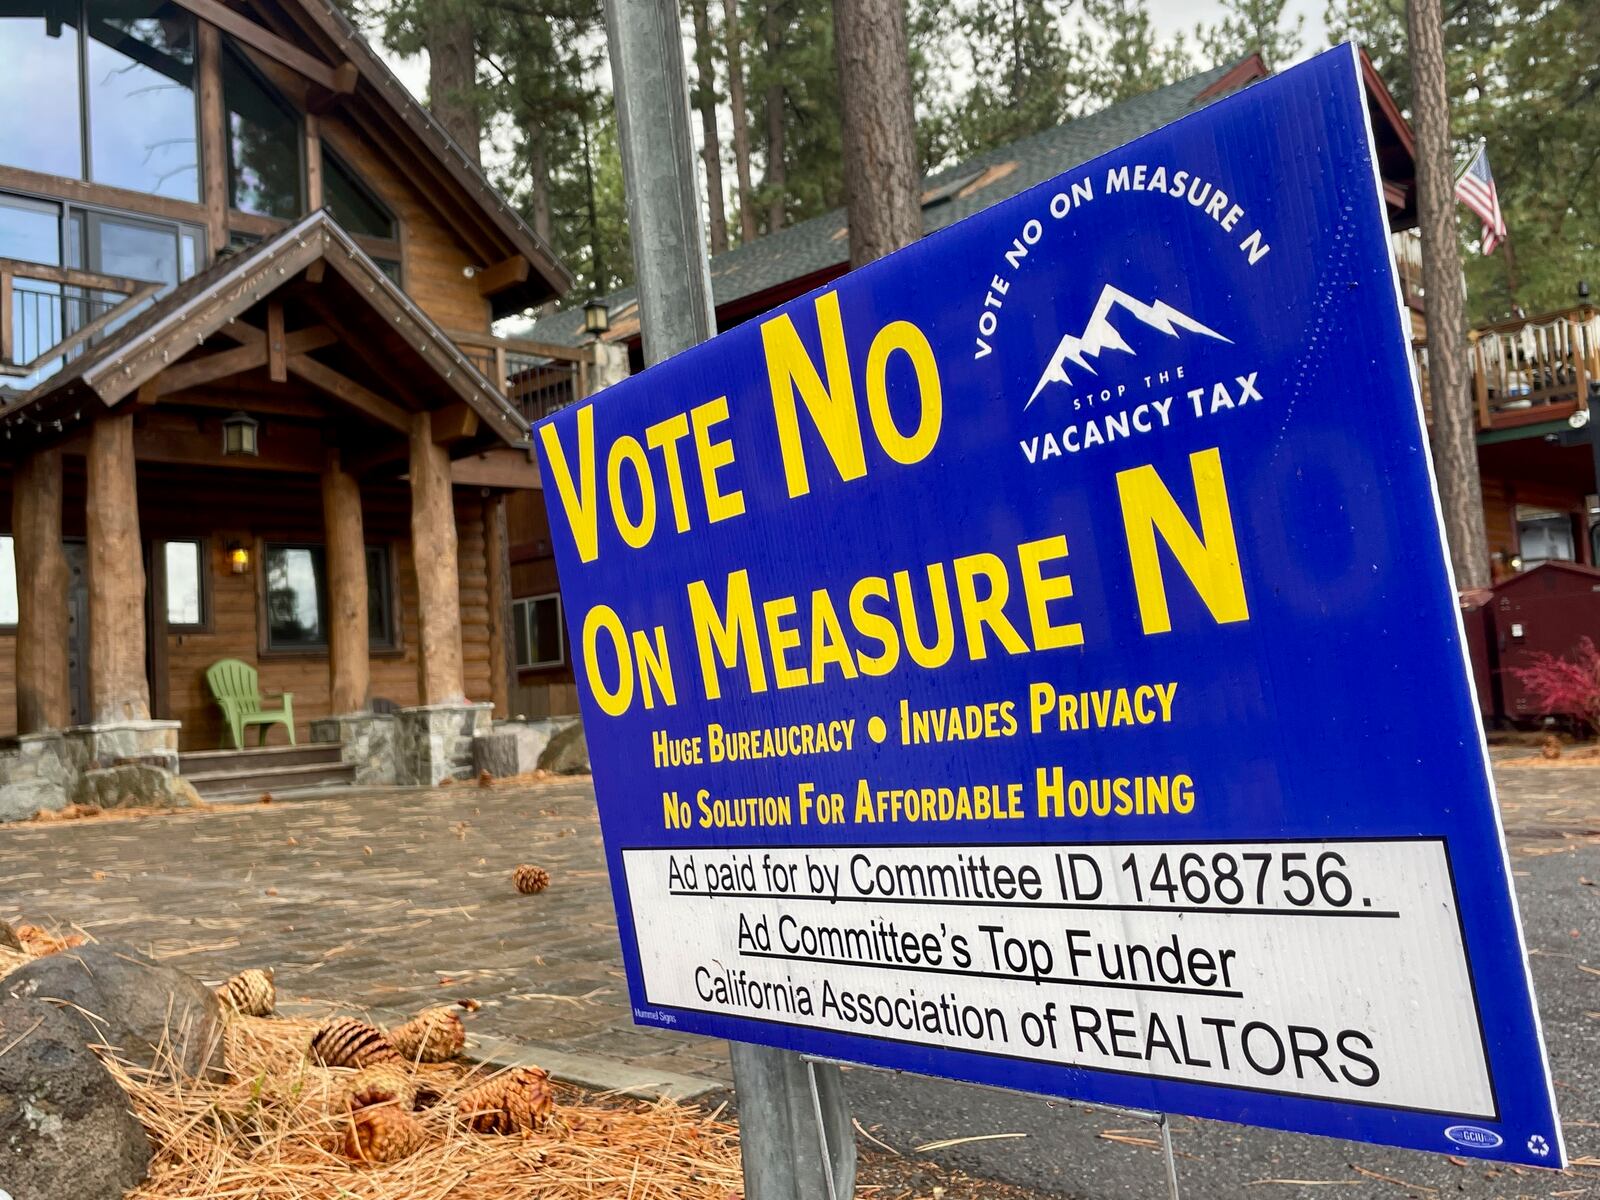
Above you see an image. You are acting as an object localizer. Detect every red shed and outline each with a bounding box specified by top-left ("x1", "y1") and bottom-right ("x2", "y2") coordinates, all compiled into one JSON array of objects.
[
  {"x1": 1489, "y1": 562, "x2": 1600, "y2": 722},
  {"x1": 1457, "y1": 588, "x2": 1499, "y2": 721}
]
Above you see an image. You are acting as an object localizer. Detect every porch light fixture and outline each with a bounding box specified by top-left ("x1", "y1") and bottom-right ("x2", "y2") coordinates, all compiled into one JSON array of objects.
[
  {"x1": 221, "y1": 411, "x2": 259, "y2": 457},
  {"x1": 1570, "y1": 408, "x2": 1591, "y2": 430},
  {"x1": 227, "y1": 541, "x2": 250, "y2": 574},
  {"x1": 583, "y1": 297, "x2": 610, "y2": 336}
]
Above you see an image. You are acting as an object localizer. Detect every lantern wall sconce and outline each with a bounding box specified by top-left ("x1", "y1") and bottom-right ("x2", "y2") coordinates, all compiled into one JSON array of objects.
[
  {"x1": 227, "y1": 541, "x2": 250, "y2": 574},
  {"x1": 222, "y1": 411, "x2": 259, "y2": 457},
  {"x1": 583, "y1": 297, "x2": 610, "y2": 336}
]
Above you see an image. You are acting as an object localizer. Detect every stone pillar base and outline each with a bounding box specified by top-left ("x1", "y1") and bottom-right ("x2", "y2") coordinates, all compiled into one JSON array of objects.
[
  {"x1": 396, "y1": 702, "x2": 493, "y2": 786},
  {"x1": 310, "y1": 712, "x2": 400, "y2": 786},
  {"x1": 63, "y1": 719, "x2": 181, "y2": 775},
  {"x1": 0, "y1": 732, "x2": 73, "y2": 821},
  {"x1": 1, "y1": 721, "x2": 195, "y2": 820}
]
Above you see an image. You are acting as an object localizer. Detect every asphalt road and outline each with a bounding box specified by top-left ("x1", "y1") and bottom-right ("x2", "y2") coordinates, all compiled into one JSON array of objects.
[{"x1": 830, "y1": 789, "x2": 1599, "y2": 1200}]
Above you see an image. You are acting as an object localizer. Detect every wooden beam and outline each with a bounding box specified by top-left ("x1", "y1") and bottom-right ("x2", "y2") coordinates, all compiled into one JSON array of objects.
[
  {"x1": 197, "y1": 21, "x2": 227, "y2": 257},
  {"x1": 154, "y1": 342, "x2": 269, "y2": 396},
  {"x1": 161, "y1": 390, "x2": 327, "y2": 420},
  {"x1": 135, "y1": 379, "x2": 161, "y2": 407},
  {"x1": 484, "y1": 493, "x2": 513, "y2": 718},
  {"x1": 343, "y1": 439, "x2": 409, "y2": 477},
  {"x1": 451, "y1": 450, "x2": 540, "y2": 489},
  {"x1": 323, "y1": 449, "x2": 371, "y2": 713},
  {"x1": 86, "y1": 413, "x2": 150, "y2": 722},
  {"x1": 431, "y1": 402, "x2": 480, "y2": 444},
  {"x1": 287, "y1": 354, "x2": 411, "y2": 431},
  {"x1": 13, "y1": 449, "x2": 71, "y2": 732},
  {"x1": 267, "y1": 300, "x2": 287, "y2": 383},
  {"x1": 305, "y1": 259, "x2": 326, "y2": 284},
  {"x1": 475, "y1": 255, "x2": 531, "y2": 297},
  {"x1": 132, "y1": 410, "x2": 325, "y2": 472},
  {"x1": 174, "y1": 0, "x2": 354, "y2": 94},
  {"x1": 0, "y1": 164, "x2": 206, "y2": 227},
  {"x1": 410, "y1": 411, "x2": 466, "y2": 705},
  {"x1": 304, "y1": 114, "x2": 324, "y2": 210},
  {"x1": 306, "y1": 62, "x2": 360, "y2": 114}
]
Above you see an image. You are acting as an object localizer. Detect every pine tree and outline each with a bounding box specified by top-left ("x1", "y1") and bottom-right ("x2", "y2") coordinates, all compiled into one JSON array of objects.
[
  {"x1": 1196, "y1": 0, "x2": 1303, "y2": 69},
  {"x1": 1079, "y1": 0, "x2": 1194, "y2": 108},
  {"x1": 935, "y1": 0, "x2": 1078, "y2": 159}
]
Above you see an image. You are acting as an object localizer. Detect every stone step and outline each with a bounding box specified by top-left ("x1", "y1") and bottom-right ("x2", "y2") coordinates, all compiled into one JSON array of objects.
[
  {"x1": 181, "y1": 758, "x2": 356, "y2": 800},
  {"x1": 179, "y1": 743, "x2": 342, "y2": 776}
]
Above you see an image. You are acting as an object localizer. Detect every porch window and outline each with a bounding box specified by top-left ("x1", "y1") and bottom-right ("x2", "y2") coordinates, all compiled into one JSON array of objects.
[
  {"x1": 263, "y1": 542, "x2": 396, "y2": 651},
  {"x1": 513, "y1": 593, "x2": 564, "y2": 670},
  {"x1": 0, "y1": 536, "x2": 16, "y2": 627},
  {"x1": 224, "y1": 44, "x2": 302, "y2": 219},
  {"x1": 162, "y1": 538, "x2": 203, "y2": 627},
  {"x1": 264, "y1": 543, "x2": 324, "y2": 649}
]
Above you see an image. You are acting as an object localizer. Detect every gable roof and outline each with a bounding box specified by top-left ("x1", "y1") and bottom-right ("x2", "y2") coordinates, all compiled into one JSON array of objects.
[
  {"x1": 530, "y1": 56, "x2": 1270, "y2": 346},
  {"x1": 3, "y1": 212, "x2": 530, "y2": 454},
  {"x1": 207, "y1": 0, "x2": 573, "y2": 314}
]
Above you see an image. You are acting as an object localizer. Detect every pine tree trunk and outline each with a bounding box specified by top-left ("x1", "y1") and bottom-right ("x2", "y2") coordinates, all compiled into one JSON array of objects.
[
  {"x1": 763, "y1": 1, "x2": 787, "y2": 232},
  {"x1": 1406, "y1": 0, "x2": 1488, "y2": 589},
  {"x1": 529, "y1": 124, "x2": 553, "y2": 246},
  {"x1": 427, "y1": 12, "x2": 480, "y2": 167},
  {"x1": 723, "y1": 0, "x2": 759, "y2": 242},
  {"x1": 834, "y1": 0, "x2": 921, "y2": 266},
  {"x1": 689, "y1": 0, "x2": 730, "y2": 254}
]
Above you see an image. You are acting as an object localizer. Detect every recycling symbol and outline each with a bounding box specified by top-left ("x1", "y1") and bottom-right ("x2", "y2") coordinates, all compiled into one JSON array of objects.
[{"x1": 1527, "y1": 1135, "x2": 1550, "y2": 1158}]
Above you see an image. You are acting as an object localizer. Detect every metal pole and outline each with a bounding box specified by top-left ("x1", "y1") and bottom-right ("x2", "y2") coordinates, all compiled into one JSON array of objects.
[
  {"x1": 599, "y1": 0, "x2": 856, "y2": 1194},
  {"x1": 1158, "y1": 1113, "x2": 1182, "y2": 1200}
]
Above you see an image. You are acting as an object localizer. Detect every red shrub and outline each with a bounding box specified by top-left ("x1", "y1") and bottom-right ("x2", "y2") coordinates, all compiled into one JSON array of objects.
[{"x1": 1508, "y1": 637, "x2": 1600, "y2": 734}]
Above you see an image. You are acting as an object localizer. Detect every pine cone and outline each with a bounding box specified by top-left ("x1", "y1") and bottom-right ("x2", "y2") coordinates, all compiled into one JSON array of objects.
[
  {"x1": 512, "y1": 864, "x2": 550, "y2": 895},
  {"x1": 309, "y1": 1017, "x2": 401, "y2": 1068},
  {"x1": 345, "y1": 1065, "x2": 417, "y2": 1113},
  {"x1": 478, "y1": 769, "x2": 494, "y2": 788},
  {"x1": 344, "y1": 1104, "x2": 426, "y2": 1164},
  {"x1": 388, "y1": 1006, "x2": 465, "y2": 1062},
  {"x1": 455, "y1": 1067, "x2": 555, "y2": 1134},
  {"x1": 215, "y1": 967, "x2": 276, "y2": 1016},
  {"x1": 1541, "y1": 734, "x2": 1562, "y2": 760}
]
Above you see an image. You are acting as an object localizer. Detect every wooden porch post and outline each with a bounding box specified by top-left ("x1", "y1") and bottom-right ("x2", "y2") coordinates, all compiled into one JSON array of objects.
[
  {"x1": 484, "y1": 493, "x2": 513, "y2": 718},
  {"x1": 323, "y1": 450, "x2": 370, "y2": 714},
  {"x1": 12, "y1": 448, "x2": 71, "y2": 732},
  {"x1": 409, "y1": 411, "x2": 465, "y2": 704},
  {"x1": 86, "y1": 412, "x2": 149, "y2": 723}
]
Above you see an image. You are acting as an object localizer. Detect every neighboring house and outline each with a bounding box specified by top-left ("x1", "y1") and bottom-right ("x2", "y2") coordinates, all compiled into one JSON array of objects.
[
  {"x1": 0, "y1": 0, "x2": 599, "y2": 800},
  {"x1": 535, "y1": 51, "x2": 1597, "y2": 634}
]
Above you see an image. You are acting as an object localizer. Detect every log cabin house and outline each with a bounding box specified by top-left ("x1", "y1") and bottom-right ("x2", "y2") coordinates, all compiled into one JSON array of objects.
[{"x1": 0, "y1": 0, "x2": 611, "y2": 809}]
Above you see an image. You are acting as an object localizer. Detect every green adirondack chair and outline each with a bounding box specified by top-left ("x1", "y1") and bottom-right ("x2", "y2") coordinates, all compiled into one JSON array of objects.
[{"x1": 206, "y1": 659, "x2": 295, "y2": 750}]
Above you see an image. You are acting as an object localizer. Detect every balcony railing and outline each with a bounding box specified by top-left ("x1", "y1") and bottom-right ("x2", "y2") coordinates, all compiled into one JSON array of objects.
[
  {"x1": 450, "y1": 330, "x2": 589, "y2": 428},
  {"x1": 0, "y1": 259, "x2": 163, "y2": 387},
  {"x1": 1414, "y1": 304, "x2": 1598, "y2": 432}
]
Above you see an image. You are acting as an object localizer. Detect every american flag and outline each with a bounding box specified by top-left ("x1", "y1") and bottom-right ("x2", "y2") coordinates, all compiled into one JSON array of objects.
[{"x1": 1454, "y1": 143, "x2": 1507, "y2": 254}]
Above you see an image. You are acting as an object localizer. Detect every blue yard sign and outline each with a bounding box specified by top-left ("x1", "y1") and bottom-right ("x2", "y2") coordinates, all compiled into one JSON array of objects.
[{"x1": 534, "y1": 45, "x2": 1564, "y2": 1167}]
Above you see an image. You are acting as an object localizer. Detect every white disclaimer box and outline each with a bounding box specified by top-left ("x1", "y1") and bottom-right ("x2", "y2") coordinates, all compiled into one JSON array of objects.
[{"x1": 623, "y1": 839, "x2": 1491, "y2": 1118}]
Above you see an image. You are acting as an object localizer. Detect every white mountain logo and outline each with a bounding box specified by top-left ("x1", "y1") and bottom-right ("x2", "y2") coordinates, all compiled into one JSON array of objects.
[{"x1": 1027, "y1": 285, "x2": 1232, "y2": 407}]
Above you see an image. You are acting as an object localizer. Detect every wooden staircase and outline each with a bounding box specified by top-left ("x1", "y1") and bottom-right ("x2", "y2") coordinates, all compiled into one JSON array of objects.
[{"x1": 178, "y1": 743, "x2": 354, "y2": 800}]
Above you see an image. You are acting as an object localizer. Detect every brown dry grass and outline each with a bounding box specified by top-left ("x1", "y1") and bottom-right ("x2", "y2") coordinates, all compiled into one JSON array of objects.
[{"x1": 107, "y1": 1012, "x2": 743, "y2": 1200}]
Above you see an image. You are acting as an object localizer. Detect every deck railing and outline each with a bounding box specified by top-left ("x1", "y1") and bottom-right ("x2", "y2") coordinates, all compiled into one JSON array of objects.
[
  {"x1": 449, "y1": 330, "x2": 588, "y2": 427},
  {"x1": 0, "y1": 259, "x2": 163, "y2": 384},
  {"x1": 1414, "y1": 304, "x2": 1598, "y2": 431}
]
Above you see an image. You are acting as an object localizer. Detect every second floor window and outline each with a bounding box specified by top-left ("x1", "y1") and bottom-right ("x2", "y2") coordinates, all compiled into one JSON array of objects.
[
  {"x1": 0, "y1": 0, "x2": 198, "y2": 201},
  {"x1": 224, "y1": 45, "x2": 302, "y2": 220}
]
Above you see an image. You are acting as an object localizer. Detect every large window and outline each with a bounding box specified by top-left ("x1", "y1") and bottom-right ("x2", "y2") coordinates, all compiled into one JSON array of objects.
[
  {"x1": 224, "y1": 45, "x2": 301, "y2": 219},
  {"x1": 0, "y1": 0, "x2": 84, "y2": 181},
  {"x1": 264, "y1": 542, "x2": 396, "y2": 651},
  {"x1": 323, "y1": 150, "x2": 395, "y2": 241},
  {"x1": 513, "y1": 594, "x2": 564, "y2": 670},
  {"x1": 0, "y1": 0, "x2": 196, "y2": 200},
  {"x1": 86, "y1": 0, "x2": 198, "y2": 199}
]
